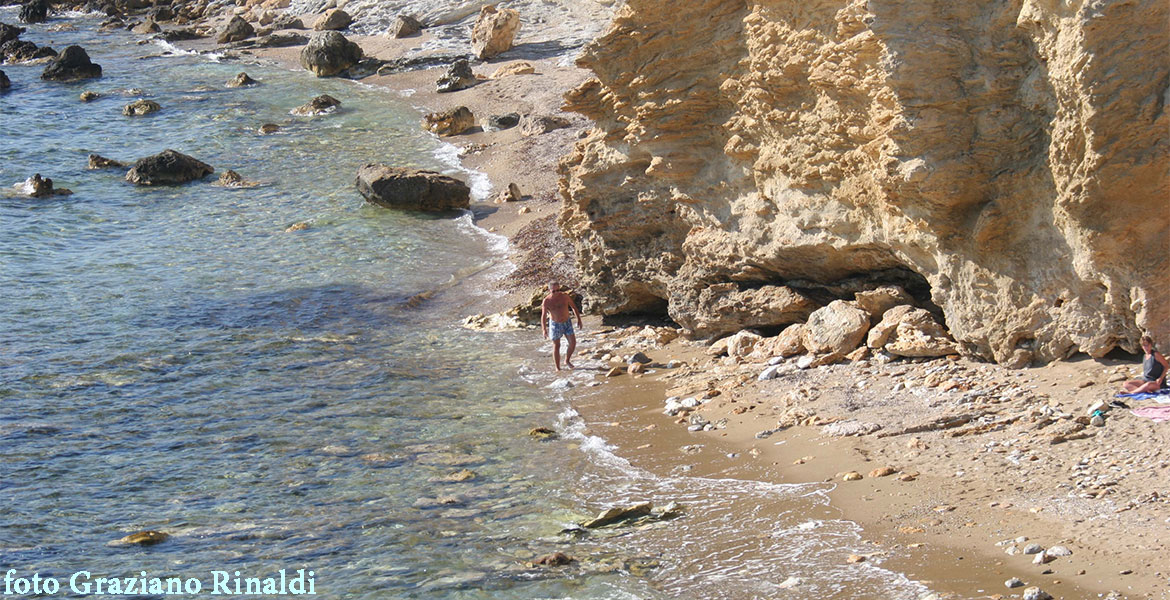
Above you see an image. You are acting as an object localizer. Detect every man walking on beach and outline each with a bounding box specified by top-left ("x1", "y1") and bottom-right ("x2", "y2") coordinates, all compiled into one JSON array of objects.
[{"x1": 541, "y1": 281, "x2": 583, "y2": 371}]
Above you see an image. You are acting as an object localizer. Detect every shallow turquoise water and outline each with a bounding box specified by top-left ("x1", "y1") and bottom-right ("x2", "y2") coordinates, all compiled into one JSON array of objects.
[{"x1": 0, "y1": 12, "x2": 952, "y2": 600}]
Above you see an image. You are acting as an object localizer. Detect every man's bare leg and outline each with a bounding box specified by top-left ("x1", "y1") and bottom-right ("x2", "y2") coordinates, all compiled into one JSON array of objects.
[
  {"x1": 565, "y1": 334, "x2": 577, "y2": 369},
  {"x1": 552, "y1": 338, "x2": 562, "y2": 371}
]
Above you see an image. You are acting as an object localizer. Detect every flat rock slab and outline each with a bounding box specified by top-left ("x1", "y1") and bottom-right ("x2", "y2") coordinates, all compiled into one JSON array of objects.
[{"x1": 355, "y1": 164, "x2": 469, "y2": 212}]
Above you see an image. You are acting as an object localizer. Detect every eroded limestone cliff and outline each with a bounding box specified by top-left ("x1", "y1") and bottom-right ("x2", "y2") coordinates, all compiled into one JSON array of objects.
[{"x1": 559, "y1": 0, "x2": 1169, "y2": 365}]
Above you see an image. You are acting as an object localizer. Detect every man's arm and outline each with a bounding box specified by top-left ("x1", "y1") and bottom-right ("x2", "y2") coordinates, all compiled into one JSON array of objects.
[
  {"x1": 569, "y1": 296, "x2": 583, "y2": 327},
  {"x1": 1158, "y1": 351, "x2": 1169, "y2": 386},
  {"x1": 540, "y1": 299, "x2": 549, "y2": 339}
]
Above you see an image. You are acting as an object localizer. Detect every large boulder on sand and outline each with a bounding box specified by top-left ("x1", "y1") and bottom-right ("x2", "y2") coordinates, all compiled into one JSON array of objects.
[
  {"x1": 300, "y1": 31, "x2": 362, "y2": 77},
  {"x1": 866, "y1": 305, "x2": 957, "y2": 358},
  {"x1": 675, "y1": 283, "x2": 818, "y2": 338},
  {"x1": 217, "y1": 16, "x2": 254, "y2": 44},
  {"x1": 422, "y1": 106, "x2": 475, "y2": 137},
  {"x1": 391, "y1": 14, "x2": 422, "y2": 38},
  {"x1": 355, "y1": 165, "x2": 470, "y2": 212},
  {"x1": 125, "y1": 149, "x2": 213, "y2": 186},
  {"x1": 41, "y1": 45, "x2": 101, "y2": 81},
  {"x1": 312, "y1": 9, "x2": 351, "y2": 31},
  {"x1": 19, "y1": 0, "x2": 48, "y2": 24},
  {"x1": 803, "y1": 300, "x2": 871, "y2": 355},
  {"x1": 471, "y1": 4, "x2": 519, "y2": 59}
]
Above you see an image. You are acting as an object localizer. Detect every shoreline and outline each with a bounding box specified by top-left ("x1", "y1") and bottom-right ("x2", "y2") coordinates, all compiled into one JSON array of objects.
[{"x1": 68, "y1": 14, "x2": 1167, "y2": 598}]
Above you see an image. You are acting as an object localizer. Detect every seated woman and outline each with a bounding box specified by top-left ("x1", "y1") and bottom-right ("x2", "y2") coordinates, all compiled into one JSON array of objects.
[{"x1": 1122, "y1": 335, "x2": 1169, "y2": 393}]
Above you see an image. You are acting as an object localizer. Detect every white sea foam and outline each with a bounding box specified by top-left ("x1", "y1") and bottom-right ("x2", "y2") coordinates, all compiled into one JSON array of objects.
[{"x1": 151, "y1": 39, "x2": 198, "y2": 56}]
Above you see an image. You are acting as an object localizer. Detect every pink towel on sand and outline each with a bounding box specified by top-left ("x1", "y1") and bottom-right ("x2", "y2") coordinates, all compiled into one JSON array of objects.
[{"x1": 1131, "y1": 406, "x2": 1170, "y2": 422}]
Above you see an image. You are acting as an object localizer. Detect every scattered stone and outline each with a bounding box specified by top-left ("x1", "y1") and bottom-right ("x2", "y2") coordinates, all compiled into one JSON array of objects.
[
  {"x1": 845, "y1": 554, "x2": 866, "y2": 563},
  {"x1": 291, "y1": 94, "x2": 340, "y2": 116},
  {"x1": 87, "y1": 154, "x2": 125, "y2": 169},
  {"x1": 258, "y1": 123, "x2": 280, "y2": 134},
  {"x1": 355, "y1": 164, "x2": 470, "y2": 212},
  {"x1": 822, "y1": 420, "x2": 882, "y2": 437},
  {"x1": 109, "y1": 530, "x2": 169, "y2": 547},
  {"x1": 41, "y1": 45, "x2": 101, "y2": 81},
  {"x1": 130, "y1": 19, "x2": 160, "y2": 34},
  {"x1": 1022, "y1": 543, "x2": 1044, "y2": 555},
  {"x1": 391, "y1": 14, "x2": 422, "y2": 38},
  {"x1": 217, "y1": 16, "x2": 254, "y2": 44},
  {"x1": 528, "y1": 427, "x2": 557, "y2": 440},
  {"x1": 842, "y1": 471, "x2": 863, "y2": 481},
  {"x1": 804, "y1": 300, "x2": 871, "y2": 355},
  {"x1": 1046, "y1": 546, "x2": 1072, "y2": 557},
  {"x1": 520, "y1": 114, "x2": 572, "y2": 136},
  {"x1": 1090, "y1": 414, "x2": 1105, "y2": 427},
  {"x1": 79, "y1": 90, "x2": 99, "y2": 101},
  {"x1": 312, "y1": 9, "x2": 351, "y2": 31},
  {"x1": 422, "y1": 106, "x2": 475, "y2": 136},
  {"x1": 486, "y1": 112, "x2": 521, "y2": 131},
  {"x1": 868, "y1": 466, "x2": 896, "y2": 478},
  {"x1": 628, "y1": 362, "x2": 645, "y2": 375},
  {"x1": 628, "y1": 352, "x2": 652, "y2": 364},
  {"x1": 1021, "y1": 587, "x2": 1052, "y2": 600},
  {"x1": 867, "y1": 305, "x2": 957, "y2": 357},
  {"x1": 436, "y1": 59, "x2": 476, "y2": 93},
  {"x1": 122, "y1": 99, "x2": 161, "y2": 116},
  {"x1": 300, "y1": 31, "x2": 362, "y2": 77},
  {"x1": 125, "y1": 149, "x2": 213, "y2": 186},
  {"x1": 492, "y1": 61, "x2": 535, "y2": 78},
  {"x1": 226, "y1": 72, "x2": 256, "y2": 87},
  {"x1": 726, "y1": 330, "x2": 763, "y2": 359},
  {"x1": 471, "y1": 4, "x2": 520, "y2": 59},
  {"x1": 758, "y1": 365, "x2": 785, "y2": 381},
  {"x1": 493, "y1": 182, "x2": 521, "y2": 203},
  {"x1": 606, "y1": 367, "x2": 622, "y2": 377},
  {"x1": 534, "y1": 552, "x2": 573, "y2": 567},
  {"x1": 1033, "y1": 551, "x2": 1054, "y2": 564},
  {"x1": 272, "y1": 15, "x2": 305, "y2": 30},
  {"x1": 1005, "y1": 578, "x2": 1024, "y2": 588}
]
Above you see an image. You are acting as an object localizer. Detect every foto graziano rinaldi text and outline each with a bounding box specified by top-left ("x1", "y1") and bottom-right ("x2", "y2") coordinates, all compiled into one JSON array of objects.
[{"x1": 3, "y1": 568, "x2": 316, "y2": 596}]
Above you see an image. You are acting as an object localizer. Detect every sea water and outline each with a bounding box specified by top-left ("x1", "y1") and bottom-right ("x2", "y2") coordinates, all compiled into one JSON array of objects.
[{"x1": 1, "y1": 12, "x2": 948, "y2": 599}]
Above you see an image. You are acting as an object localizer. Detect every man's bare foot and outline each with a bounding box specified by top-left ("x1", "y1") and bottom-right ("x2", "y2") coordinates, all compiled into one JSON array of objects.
[{"x1": 565, "y1": 361, "x2": 575, "y2": 369}]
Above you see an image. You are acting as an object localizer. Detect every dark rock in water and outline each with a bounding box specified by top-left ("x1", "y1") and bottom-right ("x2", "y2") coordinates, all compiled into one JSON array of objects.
[
  {"x1": 290, "y1": 94, "x2": 340, "y2": 116},
  {"x1": 312, "y1": 8, "x2": 350, "y2": 31},
  {"x1": 435, "y1": 58, "x2": 475, "y2": 93},
  {"x1": 581, "y1": 502, "x2": 653, "y2": 528},
  {"x1": 392, "y1": 14, "x2": 422, "y2": 38},
  {"x1": 258, "y1": 123, "x2": 280, "y2": 134},
  {"x1": 225, "y1": 71, "x2": 255, "y2": 87},
  {"x1": 79, "y1": 90, "x2": 99, "y2": 101},
  {"x1": 0, "y1": 22, "x2": 25, "y2": 44},
  {"x1": 422, "y1": 106, "x2": 475, "y2": 137},
  {"x1": 300, "y1": 30, "x2": 361, "y2": 77},
  {"x1": 41, "y1": 45, "x2": 101, "y2": 81},
  {"x1": 2, "y1": 39, "x2": 56, "y2": 63},
  {"x1": 216, "y1": 169, "x2": 259, "y2": 188},
  {"x1": 19, "y1": 0, "x2": 49, "y2": 24},
  {"x1": 534, "y1": 552, "x2": 574, "y2": 567},
  {"x1": 159, "y1": 27, "x2": 203, "y2": 42},
  {"x1": 528, "y1": 427, "x2": 558, "y2": 440},
  {"x1": 109, "y1": 530, "x2": 169, "y2": 546},
  {"x1": 23, "y1": 173, "x2": 72, "y2": 197},
  {"x1": 122, "y1": 98, "x2": 160, "y2": 116},
  {"x1": 355, "y1": 165, "x2": 470, "y2": 212},
  {"x1": 125, "y1": 149, "x2": 213, "y2": 186},
  {"x1": 88, "y1": 154, "x2": 125, "y2": 169},
  {"x1": 486, "y1": 112, "x2": 520, "y2": 131},
  {"x1": 217, "y1": 15, "x2": 254, "y2": 44},
  {"x1": 0, "y1": 69, "x2": 8, "y2": 90}
]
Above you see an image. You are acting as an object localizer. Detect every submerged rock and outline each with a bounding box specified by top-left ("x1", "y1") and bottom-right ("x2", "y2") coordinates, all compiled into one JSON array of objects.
[
  {"x1": 125, "y1": 149, "x2": 213, "y2": 186},
  {"x1": 215, "y1": 170, "x2": 259, "y2": 188},
  {"x1": 580, "y1": 501, "x2": 683, "y2": 529},
  {"x1": 109, "y1": 530, "x2": 168, "y2": 546},
  {"x1": 21, "y1": 174, "x2": 71, "y2": 197},
  {"x1": 88, "y1": 154, "x2": 125, "y2": 169},
  {"x1": 422, "y1": 106, "x2": 474, "y2": 137},
  {"x1": 533, "y1": 552, "x2": 574, "y2": 567},
  {"x1": 290, "y1": 94, "x2": 340, "y2": 116},
  {"x1": 122, "y1": 98, "x2": 161, "y2": 116},
  {"x1": 355, "y1": 164, "x2": 470, "y2": 212},
  {"x1": 225, "y1": 72, "x2": 256, "y2": 87},
  {"x1": 79, "y1": 90, "x2": 99, "y2": 101},
  {"x1": 471, "y1": 4, "x2": 519, "y2": 59},
  {"x1": 300, "y1": 31, "x2": 362, "y2": 77}
]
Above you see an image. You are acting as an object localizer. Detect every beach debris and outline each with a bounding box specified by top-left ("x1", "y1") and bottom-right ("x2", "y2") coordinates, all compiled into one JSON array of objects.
[
  {"x1": 300, "y1": 31, "x2": 362, "y2": 77},
  {"x1": 422, "y1": 106, "x2": 475, "y2": 136},
  {"x1": 226, "y1": 72, "x2": 256, "y2": 87},
  {"x1": 391, "y1": 14, "x2": 422, "y2": 38},
  {"x1": 532, "y1": 552, "x2": 573, "y2": 567},
  {"x1": 41, "y1": 45, "x2": 101, "y2": 81},
  {"x1": 123, "y1": 99, "x2": 161, "y2": 116},
  {"x1": 109, "y1": 530, "x2": 169, "y2": 547},
  {"x1": 580, "y1": 501, "x2": 683, "y2": 529},
  {"x1": 312, "y1": 9, "x2": 351, "y2": 31},
  {"x1": 471, "y1": 4, "x2": 520, "y2": 59},
  {"x1": 520, "y1": 114, "x2": 572, "y2": 136},
  {"x1": 355, "y1": 165, "x2": 470, "y2": 212},
  {"x1": 528, "y1": 427, "x2": 557, "y2": 440},
  {"x1": 125, "y1": 149, "x2": 213, "y2": 186},
  {"x1": 87, "y1": 154, "x2": 125, "y2": 169},
  {"x1": 291, "y1": 94, "x2": 340, "y2": 116},
  {"x1": 436, "y1": 59, "x2": 476, "y2": 93}
]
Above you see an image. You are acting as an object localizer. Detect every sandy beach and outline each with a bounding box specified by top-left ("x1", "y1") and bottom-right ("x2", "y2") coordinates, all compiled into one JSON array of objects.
[{"x1": 166, "y1": 15, "x2": 1170, "y2": 600}]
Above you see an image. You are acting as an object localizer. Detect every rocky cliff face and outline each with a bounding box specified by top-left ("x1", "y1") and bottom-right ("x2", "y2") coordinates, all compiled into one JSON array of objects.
[{"x1": 559, "y1": 0, "x2": 1169, "y2": 365}]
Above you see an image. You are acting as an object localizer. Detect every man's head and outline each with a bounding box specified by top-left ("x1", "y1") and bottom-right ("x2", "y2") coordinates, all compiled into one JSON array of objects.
[{"x1": 548, "y1": 281, "x2": 561, "y2": 293}]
